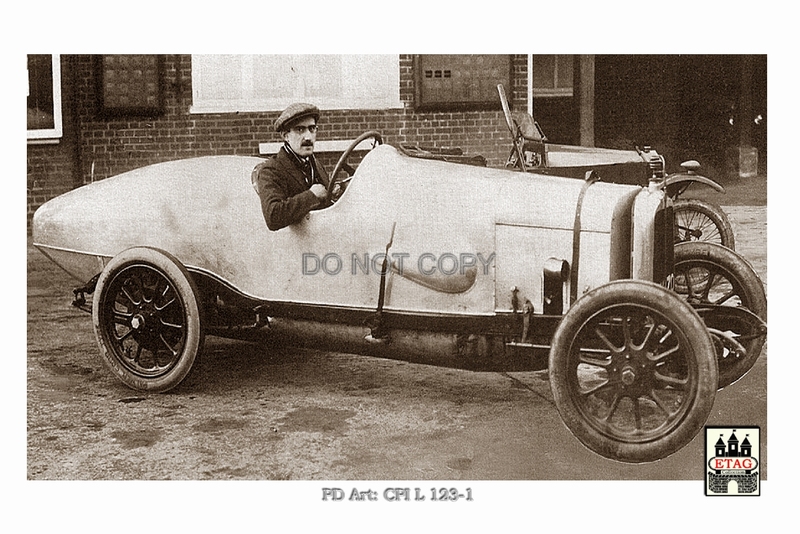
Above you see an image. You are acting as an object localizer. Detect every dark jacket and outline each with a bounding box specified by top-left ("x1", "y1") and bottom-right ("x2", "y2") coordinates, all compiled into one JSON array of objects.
[{"x1": 252, "y1": 146, "x2": 330, "y2": 231}]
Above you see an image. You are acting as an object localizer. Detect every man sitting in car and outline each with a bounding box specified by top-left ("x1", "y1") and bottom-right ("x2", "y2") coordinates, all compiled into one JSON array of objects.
[{"x1": 252, "y1": 103, "x2": 331, "y2": 231}]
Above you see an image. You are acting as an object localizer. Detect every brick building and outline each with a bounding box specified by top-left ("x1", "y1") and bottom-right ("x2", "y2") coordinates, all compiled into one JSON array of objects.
[{"x1": 26, "y1": 54, "x2": 767, "y2": 231}]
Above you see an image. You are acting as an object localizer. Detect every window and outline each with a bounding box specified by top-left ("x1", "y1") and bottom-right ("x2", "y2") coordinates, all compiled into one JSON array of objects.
[
  {"x1": 531, "y1": 55, "x2": 573, "y2": 97},
  {"x1": 414, "y1": 55, "x2": 512, "y2": 110},
  {"x1": 99, "y1": 55, "x2": 164, "y2": 117},
  {"x1": 190, "y1": 55, "x2": 402, "y2": 113},
  {"x1": 27, "y1": 54, "x2": 62, "y2": 142}
]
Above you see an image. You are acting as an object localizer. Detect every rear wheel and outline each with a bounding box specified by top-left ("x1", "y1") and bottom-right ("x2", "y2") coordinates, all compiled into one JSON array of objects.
[
  {"x1": 673, "y1": 242, "x2": 767, "y2": 388},
  {"x1": 674, "y1": 198, "x2": 735, "y2": 250},
  {"x1": 92, "y1": 247, "x2": 204, "y2": 392},
  {"x1": 549, "y1": 280, "x2": 717, "y2": 463}
]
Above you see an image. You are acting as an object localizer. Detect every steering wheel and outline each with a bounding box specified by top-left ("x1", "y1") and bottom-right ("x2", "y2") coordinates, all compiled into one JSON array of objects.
[{"x1": 327, "y1": 130, "x2": 383, "y2": 202}]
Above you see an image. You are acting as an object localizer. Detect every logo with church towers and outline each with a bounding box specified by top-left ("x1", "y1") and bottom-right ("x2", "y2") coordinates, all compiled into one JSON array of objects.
[{"x1": 705, "y1": 426, "x2": 760, "y2": 496}]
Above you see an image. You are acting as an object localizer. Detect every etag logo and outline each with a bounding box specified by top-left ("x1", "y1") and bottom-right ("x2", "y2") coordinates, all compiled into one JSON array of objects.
[{"x1": 705, "y1": 427, "x2": 760, "y2": 496}]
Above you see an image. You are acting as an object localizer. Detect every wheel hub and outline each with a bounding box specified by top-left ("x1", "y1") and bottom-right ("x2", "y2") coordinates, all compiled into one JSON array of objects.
[
  {"x1": 611, "y1": 346, "x2": 655, "y2": 393},
  {"x1": 131, "y1": 306, "x2": 157, "y2": 328},
  {"x1": 621, "y1": 366, "x2": 636, "y2": 385},
  {"x1": 127, "y1": 300, "x2": 165, "y2": 351}
]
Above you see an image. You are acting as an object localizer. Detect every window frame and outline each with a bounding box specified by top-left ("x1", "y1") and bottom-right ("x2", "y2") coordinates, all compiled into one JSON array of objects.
[
  {"x1": 529, "y1": 54, "x2": 574, "y2": 100},
  {"x1": 27, "y1": 54, "x2": 63, "y2": 144}
]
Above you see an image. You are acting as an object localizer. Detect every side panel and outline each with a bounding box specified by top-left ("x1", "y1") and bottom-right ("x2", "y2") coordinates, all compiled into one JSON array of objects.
[
  {"x1": 494, "y1": 225, "x2": 612, "y2": 314},
  {"x1": 494, "y1": 179, "x2": 644, "y2": 314},
  {"x1": 494, "y1": 225, "x2": 573, "y2": 313}
]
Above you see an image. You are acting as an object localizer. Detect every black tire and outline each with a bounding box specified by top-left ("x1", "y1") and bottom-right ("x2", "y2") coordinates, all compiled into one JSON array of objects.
[
  {"x1": 674, "y1": 198, "x2": 735, "y2": 250},
  {"x1": 549, "y1": 280, "x2": 718, "y2": 463},
  {"x1": 673, "y1": 242, "x2": 767, "y2": 389},
  {"x1": 92, "y1": 247, "x2": 204, "y2": 392}
]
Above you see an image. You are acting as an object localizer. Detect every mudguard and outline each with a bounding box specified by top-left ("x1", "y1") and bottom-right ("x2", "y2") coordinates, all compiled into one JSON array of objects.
[{"x1": 665, "y1": 171, "x2": 725, "y2": 198}]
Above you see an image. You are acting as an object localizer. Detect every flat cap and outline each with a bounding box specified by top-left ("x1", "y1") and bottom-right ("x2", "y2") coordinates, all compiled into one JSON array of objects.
[{"x1": 274, "y1": 103, "x2": 320, "y2": 132}]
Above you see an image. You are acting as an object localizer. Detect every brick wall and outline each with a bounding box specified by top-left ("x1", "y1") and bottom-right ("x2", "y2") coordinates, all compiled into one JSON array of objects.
[
  {"x1": 73, "y1": 54, "x2": 528, "y2": 172},
  {"x1": 27, "y1": 144, "x2": 77, "y2": 221},
  {"x1": 27, "y1": 54, "x2": 529, "y2": 230}
]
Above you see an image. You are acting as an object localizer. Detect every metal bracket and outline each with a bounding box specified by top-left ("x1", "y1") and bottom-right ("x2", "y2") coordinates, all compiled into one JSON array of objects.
[
  {"x1": 570, "y1": 171, "x2": 599, "y2": 305},
  {"x1": 366, "y1": 222, "x2": 396, "y2": 343},
  {"x1": 71, "y1": 274, "x2": 99, "y2": 313},
  {"x1": 520, "y1": 299, "x2": 534, "y2": 343}
]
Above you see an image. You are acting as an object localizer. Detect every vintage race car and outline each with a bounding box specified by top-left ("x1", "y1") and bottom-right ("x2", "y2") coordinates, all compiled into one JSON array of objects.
[{"x1": 32, "y1": 126, "x2": 766, "y2": 464}]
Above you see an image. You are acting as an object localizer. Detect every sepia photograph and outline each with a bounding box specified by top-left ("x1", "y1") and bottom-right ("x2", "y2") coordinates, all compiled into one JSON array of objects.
[
  {"x1": 27, "y1": 52, "x2": 767, "y2": 475},
  {"x1": 14, "y1": 4, "x2": 793, "y2": 531}
]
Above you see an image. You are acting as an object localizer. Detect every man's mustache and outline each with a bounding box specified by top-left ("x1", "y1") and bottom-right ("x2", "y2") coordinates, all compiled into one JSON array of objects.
[{"x1": 301, "y1": 140, "x2": 314, "y2": 147}]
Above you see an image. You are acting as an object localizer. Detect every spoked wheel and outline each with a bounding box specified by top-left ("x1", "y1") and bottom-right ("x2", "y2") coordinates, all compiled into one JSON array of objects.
[
  {"x1": 549, "y1": 281, "x2": 717, "y2": 463},
  {"x1": 673, "y1": 242, "x2": 767, "y2": 389},
  {"x1": 673, "y1": 198, "x2": 735, "y2": 250},
  {"x1": 92, "y1": 247, "x2": 204, "y2": 392}
]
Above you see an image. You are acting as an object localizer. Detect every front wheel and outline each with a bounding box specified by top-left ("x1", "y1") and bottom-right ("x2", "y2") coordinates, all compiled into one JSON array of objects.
[
  {"x1": 673, "y1": 198, "x2": 735, "y2": 250},
  {"x1": 549, "y1": 280, "x2": 717, "y2": 463},
  {"x1": 92, "y1": 247, "x2": 204, "y2": 392}
]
